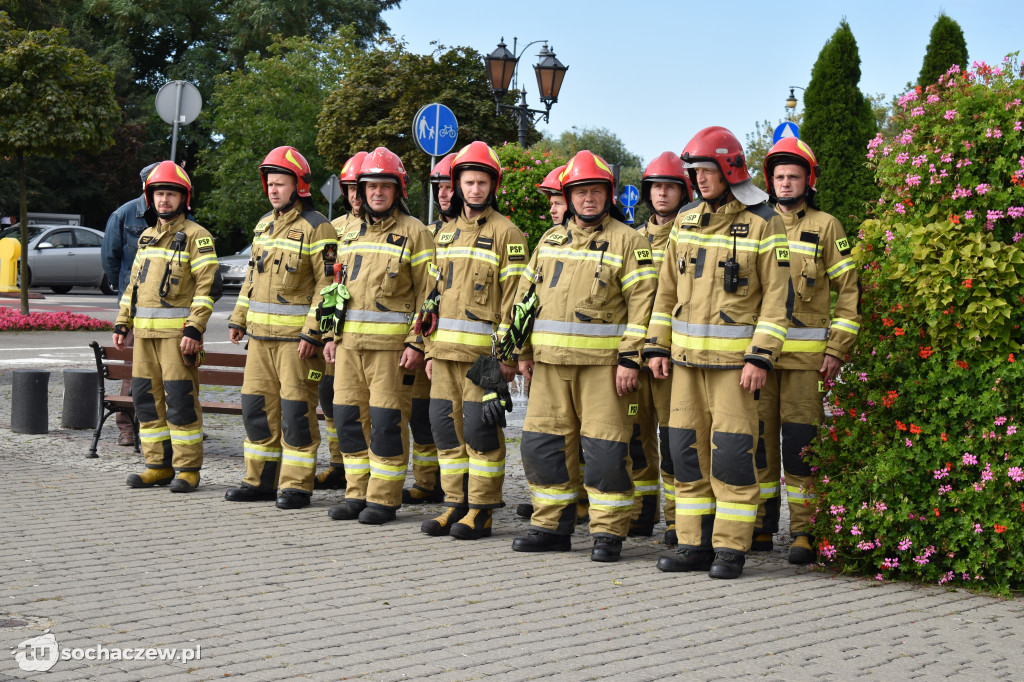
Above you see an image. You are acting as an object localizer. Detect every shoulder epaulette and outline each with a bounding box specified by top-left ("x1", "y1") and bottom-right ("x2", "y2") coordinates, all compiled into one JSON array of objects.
[
  {"x1": 302, "y1": 209, "x2": 330, "y2": 227},
  {"x1": 747, "y1": 202, "x2": 778, "y2": 222}
]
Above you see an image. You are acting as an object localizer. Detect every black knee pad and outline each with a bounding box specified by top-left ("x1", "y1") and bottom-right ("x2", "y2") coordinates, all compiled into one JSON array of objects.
[
  {"x1": 463, "y1": 400, "x2": 501, "y2": 453},
  {"x1": 521, "y1": 431, "x2": 569, "y2": 485},
  {"x1": 281, "y1": 398, "x2": 313, "y2": 448},
  {"x1": 429, "y1": 398, "x2": 461, "y2": 450},
  {"x1": 581, "y1": 436, "x2": 631, "y2": 490},
  {"x1": 369, "y1": 405, "x2": 402, "y2": 457},
  {"x1": 628, "y1": 423, "x2": 648, "y2": 471},
  {"x1": 334, "y1": 404, "x2": 367, "y2": 452},
  {"x1": 164, "y1": 379, "x2": 197, "y2": 425},
  {"x1": 409, "y1": 398, "x2": 434, "y2": 445},
  {"x1": 781, "y1": 423, "x2": 817, "y2": 476},
  {"x1": 755, "y1": 420, "x2": 767, "y2": 470},
  {"x1": 668, "y1": 427, "x2": 700, "y2": 483},
  {"x1": 318, "y1": 380, "x2": 334, "y2": 420},
  {"x1": 241, "y1": 393, "x2": 272, "y2": 441},
  {"x1": 710, "y1": 431, "x2": 756, "y2": 487},
  {"x1": 131, "y1": 377, "x2": 158, "y2": 422}
]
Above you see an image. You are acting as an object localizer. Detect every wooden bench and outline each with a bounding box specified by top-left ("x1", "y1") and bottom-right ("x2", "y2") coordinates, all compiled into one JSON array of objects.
[{"x1": 87, "y1": 341, "x2": 326, "y2": 458}]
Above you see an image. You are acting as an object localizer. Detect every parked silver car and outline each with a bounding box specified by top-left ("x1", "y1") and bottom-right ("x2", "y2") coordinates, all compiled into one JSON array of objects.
[
  {"x1": 218, "y1": 244, "x2": 251, "y2": 289},
  {"x1": 0, "y1": 224, "x2": 115, "y2": 295}
]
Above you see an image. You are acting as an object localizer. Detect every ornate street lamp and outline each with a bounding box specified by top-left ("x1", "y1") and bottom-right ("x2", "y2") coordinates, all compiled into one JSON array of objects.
[
  {"x1": 785, "y1": 85, "x2": 806, "y2": 119},
  {"x1": 484, "y1": 37, "x2": 568, "y2": 147}
]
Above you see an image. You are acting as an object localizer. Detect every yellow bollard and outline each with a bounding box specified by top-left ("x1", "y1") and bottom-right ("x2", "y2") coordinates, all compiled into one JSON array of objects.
[{"x1": 0, "y1": 237, "x2": 22, "y2": 292}]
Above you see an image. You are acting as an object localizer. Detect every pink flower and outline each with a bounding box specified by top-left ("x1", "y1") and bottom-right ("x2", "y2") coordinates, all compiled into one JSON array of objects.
[
  {"x1": 963, "y1": 452, "x2": 978, "y2": 465},
  {"x1": 850, "y1": 525, "x2": 862, "y2": 536},
  {"x1": 940, "y1": 153, "x2": 952, "y2": 163},
  {"x1": 982, "y1": 463, "x2": 993, "y2": 482},
  {"x1": 910, "y1": 107, "x2": 925, "y2": 117},
  {"x1": 976, "y1": 183, "x2": 991, "y2": 195},
  {"x1": 974, "y1": 523, "x2": 984, "y2": 533},
  {"x1": 1016, "y1": 121, "x2": 1023, "y2": 132},
  {"x1": 1009, "y1": 425, "x2": 1019, "y2": 435},
  {"x1": 987, "y1": 210, "x2": 1005, "y2": 221},
  {"x1": 933, "y1": 468, "x2": 948, "y2": 480},
  {"x1": 894, "y1": 203, "x2": 906, "y2": 215},
  {"x1": 898, "y1": 538, "x2": 912, "y2": 551},
  {"x1": 938, "y1": 485, "x2": 952, "y2": 494},
  {"x1": 895, "y1": 151, "x2": 910, "y2": 164},
  {"x1": 964, "y1": 209, "x2": 974, "y2": 220},
  {"x1": 985, "y1": 128, "x2": 1003, "y2": 138},
  {"x1": 1007, "y1": 99, "x2": 1021, "y2": 110},
  {"x1": 1007, "y1": 207, "x2": 1024, "y2": 219},
  {"x1": 944, "y1": 110, "x2": 957, "y2": 120},
  {"x1": 857, "y1": 540, "x2": 875, "y2": 551},
  {"x1": 926, "y1": 94, "x2": 940, "y2": 104},
  {"x1": 1009, "y1": 467, "x2": 1024, "y2": 482},
  {"x1": 905, "y1": 174, "x2": 921, "y2": 187},
  {"x1": 881, "y1": 557, "x2": 899, "y2": 569}
]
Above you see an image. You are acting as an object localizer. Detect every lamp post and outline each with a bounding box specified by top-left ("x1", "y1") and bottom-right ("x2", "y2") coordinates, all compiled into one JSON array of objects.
[
  {"x1": 785, "y1": 85, "x2": 806, "y2": 120},
  {"x1": 484, "y1": 37, "x2": 568, "y2": 147}
]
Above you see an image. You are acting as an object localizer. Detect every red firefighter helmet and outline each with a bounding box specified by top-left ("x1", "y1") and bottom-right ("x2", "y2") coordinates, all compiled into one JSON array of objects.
[
  {"x1": 537, "y1": 165, "x2": 566, "y2": 196},
  {"x1": 358, "y1": 146, "x2": 408, "y2": 198},
  {"x1": 681, "y1": 126, "x2": 766, "y2": 205},
  {"x1": 452, "y1": 141, "x2": 502, "y2": 191},
  {"x1": 430, "y1": 153, "x2": 457, "y2": 185},
  {"x1": 641, "y1": 151, "x2": 692, "y2": 209},
  {"x1": 340, "y1": 151, "x2": 368, "y2": 185},
  {"x1": 763, "y1": 137, "x2": 819, "y2": 195},
  {"x1": 260, "y1": 146, "x2": 312, "y2": 198},
  {"x1": 561, "y1": 150, "x2": 623, "y2": 222},
  {"x1": 144, "y1": 161, "x2": 193, "y2": 212}
]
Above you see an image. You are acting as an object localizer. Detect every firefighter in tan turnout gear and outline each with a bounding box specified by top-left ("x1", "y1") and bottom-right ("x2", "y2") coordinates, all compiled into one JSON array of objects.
[
  {"x1": 116, "y1": 161, "x2": 218, "y2": 493},
  {"x1": 313, "y1": 150, "x2": 367, "y2": 492},
  {"x1": 418, "y1": 141, "x2": 529, "y2": 540},
  {"x1": 628, "y1": 151, "x2": 693, "y2": 544},
  {"x1": 505, "y1": 150, "x2": 658, "y2": 563},
  {"x1": 647, "y1": 127, "x2": 791, "y2": 579},
  {"x1": 753, "y1": 137, "x2": 860, "y2": 564},
  {"x1": 224, "y1": 146, "x2": 337, "y2": 510},
  {"x1": 402, "y1": 152, "x2": 456, "y2": 505},
  {"x1": 513, "y1": 164, "x2": 570, "y2": 522},
  {"x1": 323, "y1": 147, "x2": 434, "y2": 525}
]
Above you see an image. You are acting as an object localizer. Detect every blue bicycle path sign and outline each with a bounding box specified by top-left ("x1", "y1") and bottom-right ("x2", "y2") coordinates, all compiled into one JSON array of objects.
[
  {"x1": 413, "y1": 103, "x2": 458, "y2": 156},
  {"x1": 619, "y1": 184, "x2": 639, "y2": 208}
]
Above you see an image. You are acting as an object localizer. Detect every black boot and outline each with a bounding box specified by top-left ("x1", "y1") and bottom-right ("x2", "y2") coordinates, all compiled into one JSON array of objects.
[
  {"x1": 313, "y1": 466, "x2": 346, "y2": 490},
  {"x1": 358, "y1": 506, "x2": 396, "y2": 525},
  {"x1": 276, "y1": 490, "x2": 310, "y2": 510},
  {"x1": 751, "y1": 529, "x2": 774, "y2": 552},
  {"x1": 663, "y1": 524, "x2": 678, "y2": 547},
  {"x1": 328, "y1": 498, "x2": 366, "y2": 520},
  {"x1": 591, "y1": 536, "x2": 623, "y2": 562},
  {"x1": 709, "y1": 550, "x2": 746, "y2": 579},
  {"x1": 512, "y1": 529, "x2": 572, "y2": 553},
  {"x1": 225, "y1": 484, "x2": 276, "y2": 502},
  {"x1": 515, "y1": 503, "x2": 534, "y2": 519},
  {"x1": 656, "y1": 548, "x2": 714, "y2": 572},
  {"x1": 421, "y1": 507, "x2": 467, "y2": 536},
  {"x1": 450, "y1": 509, "x2": 492, "y2": 540}
]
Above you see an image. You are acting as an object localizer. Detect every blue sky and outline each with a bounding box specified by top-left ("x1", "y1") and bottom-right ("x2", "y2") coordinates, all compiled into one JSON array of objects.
[{"x1": 382, "y1": 0, "x2": 1024, "y2": 165}]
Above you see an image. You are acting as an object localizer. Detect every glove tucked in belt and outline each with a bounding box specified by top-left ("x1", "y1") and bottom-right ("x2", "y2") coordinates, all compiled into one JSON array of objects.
[{"x1": 497, "y1": 288, "x2": 538, "y2": 359}]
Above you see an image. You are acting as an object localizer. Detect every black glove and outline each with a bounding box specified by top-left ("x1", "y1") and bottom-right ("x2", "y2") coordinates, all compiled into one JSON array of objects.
[{"x1": 466, "y1": 355, "x2": 513, "y2": 427}]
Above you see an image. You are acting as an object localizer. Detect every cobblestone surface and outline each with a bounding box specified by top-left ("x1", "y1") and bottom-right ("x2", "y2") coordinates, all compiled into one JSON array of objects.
[{"x1": 1, "y1": 355, "x2": 1022, "y2": 681}]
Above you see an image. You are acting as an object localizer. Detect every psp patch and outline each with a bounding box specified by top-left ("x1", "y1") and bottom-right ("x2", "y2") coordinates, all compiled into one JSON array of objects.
[
  {"x1": 308, "y1": 369, "x2": 324, "y2": 382},
  {"x1": 507, "y1": 242, "x2": 526, "y2": 262},
  {"x1": 545, "y1": 232, "x2": 567, "y2": 245},
  {"x1": 627, "y1": 403, "x2": 639, "y2": 416},
  {"x1": 835, "y1": 237, "x2": 852, "y2": 255},
  {"x1": 634, "y1": 248, "x2": 652, "y2": 265},
  {"x1": 343, "y1": 230, "x2": 360, "y2": 242},
  {"x1": 678, "y1": 211, "x2": 701, "y2": 226},
  {"x1": 437, "y1": 231, "x2": 456, "y2": 245},
  {"x1": 775, "y1": 246, "x2": 791, "y2": 266},
  {"x1": 195, "y1": 236, "x2": 215, "y2": 253}
]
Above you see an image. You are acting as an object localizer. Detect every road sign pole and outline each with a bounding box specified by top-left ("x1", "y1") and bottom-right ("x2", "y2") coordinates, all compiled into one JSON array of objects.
[
  {"x1": 170, "y1": 81, "x2": 182, "y2": 162},
  {"x1": 427, "y1": 155, "x2": 436, "y2": 225}
]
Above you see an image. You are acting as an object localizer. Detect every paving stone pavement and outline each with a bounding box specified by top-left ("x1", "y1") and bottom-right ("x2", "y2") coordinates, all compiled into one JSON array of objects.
[{"x1": 1, "y1": 360, "x2": 1023, "y2": 681}]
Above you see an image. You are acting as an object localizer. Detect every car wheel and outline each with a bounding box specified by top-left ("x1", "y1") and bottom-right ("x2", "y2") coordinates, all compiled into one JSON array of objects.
[
  {"x1": 51, "y1": 286, "x2": 73, "y2": 294},
  {"x1": 100, "y1": 274, "x2": 115, "y2": 296}
]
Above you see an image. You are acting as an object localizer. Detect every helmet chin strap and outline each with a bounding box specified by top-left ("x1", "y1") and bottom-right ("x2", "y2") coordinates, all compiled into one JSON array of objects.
[
  {"x1": 775, "y1": 194, "x2": 805, "y2": 206},
  {"x1": 156, "y1": 207, "x2": 183, "y2": 220},
  {"x1": 705, "y1": 187, "x2": 731, "y2": 211},
  {"x1": 366, "y1": 203, "x2": 395, "y2": 220}
]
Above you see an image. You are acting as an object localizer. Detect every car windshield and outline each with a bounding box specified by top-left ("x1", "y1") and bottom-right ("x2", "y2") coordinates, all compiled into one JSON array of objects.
[{"x1": 0, "y1": 225, "x2": 44, "y2": 241}]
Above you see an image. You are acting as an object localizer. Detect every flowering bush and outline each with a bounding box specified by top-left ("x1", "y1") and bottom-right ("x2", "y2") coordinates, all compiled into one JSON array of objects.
[
  {"x1": 810, "y1": 58, "x2": 1024, "y2": 595},
  {"x1": 493, "y1": 143, "x2": 567, "y2": 254},
  {"x1": 0, "y1": 307, "x2": 111, "y2": 331}
]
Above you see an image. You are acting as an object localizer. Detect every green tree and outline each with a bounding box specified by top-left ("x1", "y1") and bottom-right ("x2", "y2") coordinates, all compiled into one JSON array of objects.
[
  {"x1": 801, "y1": 20, "x2": 878, "y2": 231},
  {"x1": 0, "y1": 13, "x2": 119, "y2": 313},
  {"x1": 918, "y1": 13, "x2": 968, "y2": 88},
  {"x1": 317, "y1": 38, "x2": 529, "y2": 220},
  {"x1": 196, "y1": 31, "x2": 358, "y2": 245},
  {"x1": 538, "y1": 126, "x2": 642, "y2": 168}
]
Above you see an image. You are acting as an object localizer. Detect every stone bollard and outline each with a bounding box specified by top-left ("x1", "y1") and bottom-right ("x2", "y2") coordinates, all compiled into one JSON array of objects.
[
  {"x1": 62, "y1": 368, "x2": 99, "y2": 429},
  {"x1": 11, "y1": 369, "x2": 50, "y2": 434}
]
